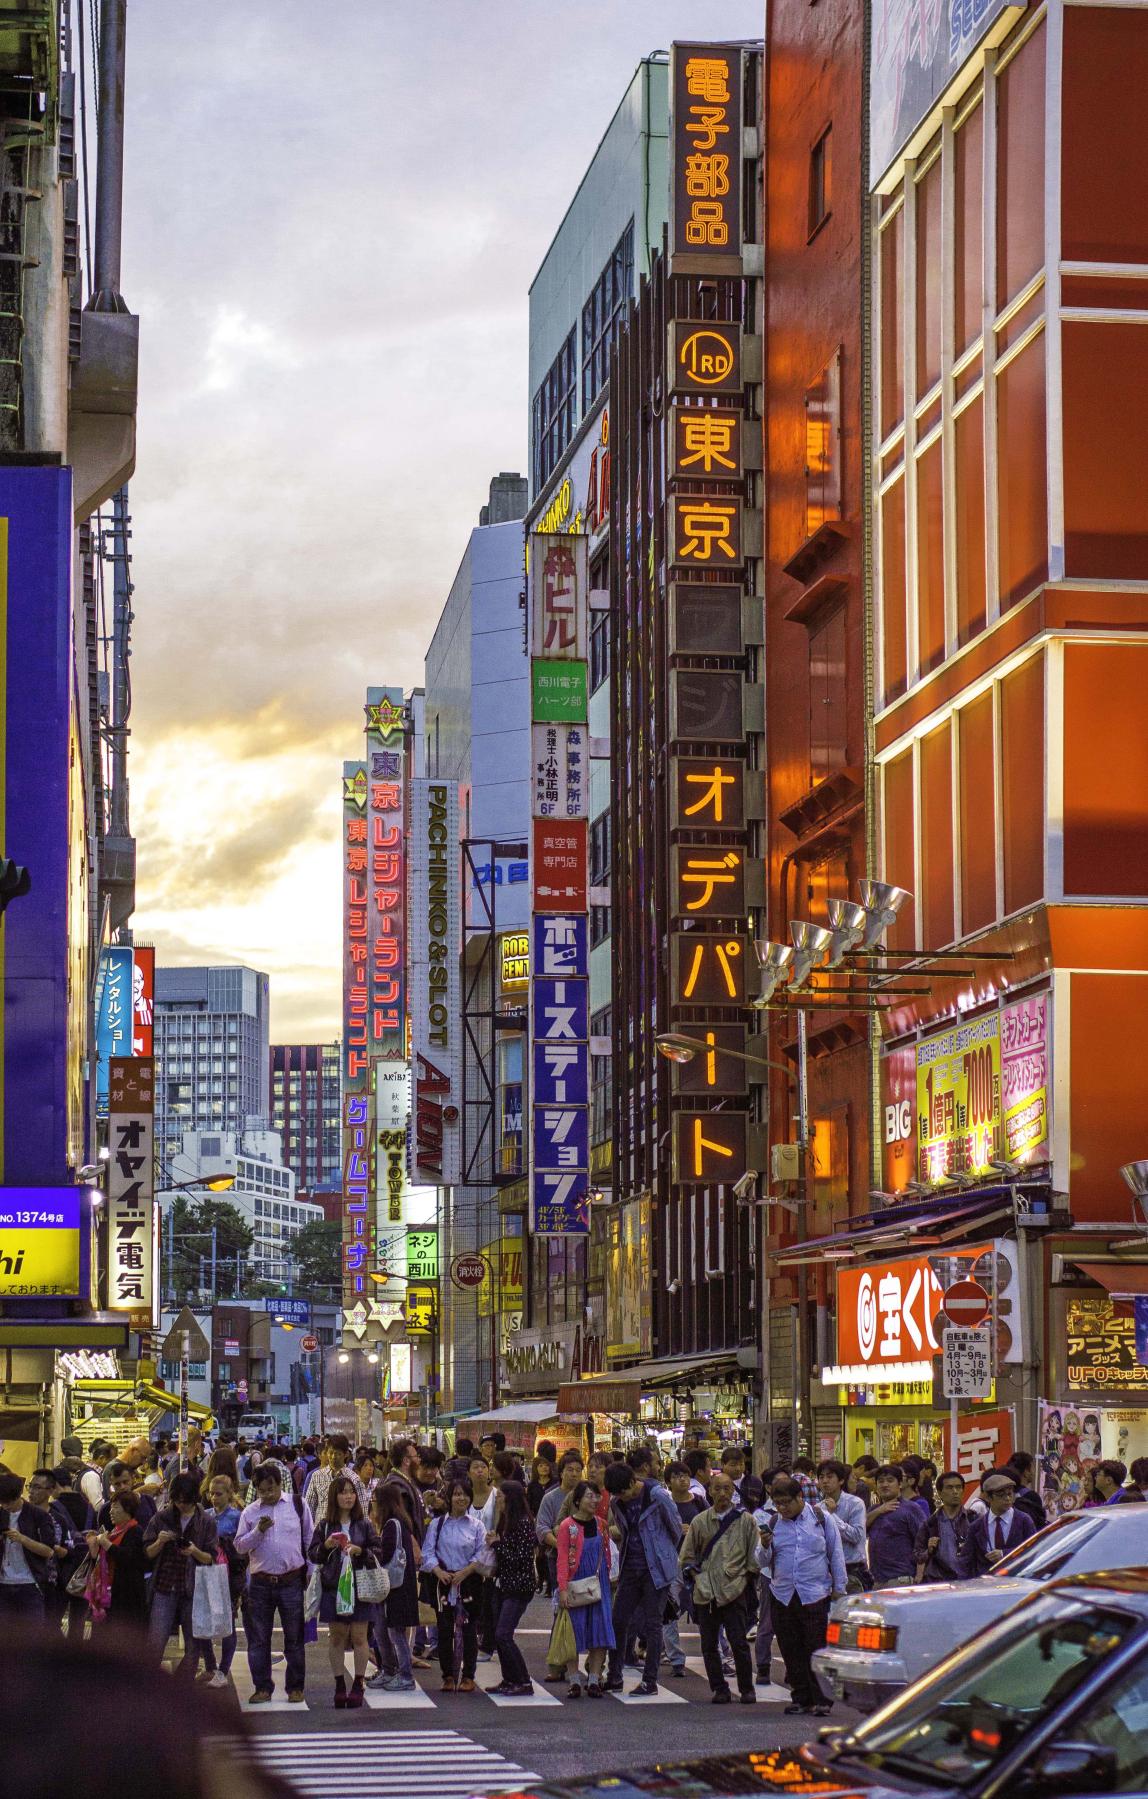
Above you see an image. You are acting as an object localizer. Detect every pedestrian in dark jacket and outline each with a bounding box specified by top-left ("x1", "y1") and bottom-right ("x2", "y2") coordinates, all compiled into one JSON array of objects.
[
  {"x1": 913, "y1": 1471, "x2": 974, "y2": 1581},
  {"x1": 488, "y1": 1479, "x2": 538, "y2": 1695},
  {"x1": 142, "y1": 1472, "x2": 219, "y2": 1678},
  {"x1": 1004, "y1": 1453, "x2": 1048, "y2": 1528},
  {"x1": 965, "y1": 1470, "x2": 1038, "y2": 1575},
  {"x1": 0, "y1": 1471, "x2": 57, "y2": 1620}
]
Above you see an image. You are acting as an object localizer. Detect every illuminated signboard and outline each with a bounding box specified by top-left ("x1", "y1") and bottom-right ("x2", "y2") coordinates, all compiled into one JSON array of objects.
[
  {"x1": 670, "y1": 935, "x2": 749, "y2": 1008},
  {"x1": 405, "y1": 1282, "x2": 437, "y2": 1335},
  {"x1": 342, "y1": 1091, "x2": 372, "y2": 1311},
  {"x1": 342, "y1": 760, "x2": 369, "y2": 1089},
  {"x1": 1001, "y1": 992, "x2": 1049, "y2": 1163},
  {"x1": 668, "y1": 320, "x2": 742, "y2": 396},
  {"x1": 406, "y1": 1229, "x2": 439, "y2": 1283},
  {"x1": 670, "y1": 406, "x2": 743, "y2": 483},
  {"x1": 670, "y1": 43, "x2": 744, "y2": 267},
  {"x1": 668, "y1": 495, "x2": 743, "y2": 570},
  {"x1": 669, "y1": 669, "x2": 744, "y2": 742},
  {"x1": 1066, "y1": 1296, "x2": 1148, "y2": 1391},
  {"x1": 672, "y1": 844, "x2": 745, "y2": 919},
  {"x1": 669, "y1": 1024, "x2": 748, "y2": 1097},
  {"x1": 365, "y1": 686, "x2": 406, "y2": 1062},
  {"x1": 532, "y1": 818, "x2": 588, "y2": 913},
  {"x1": 671, "y1": 757, "x2": 745, "y2": 831},
  {"x1": 132, "y1": 946, "x2": 155, "y2": 1057},
  {"x1": 669, "y1": 583, "x2": 746, "y2": 657},
  {"x1": 106, "y1": 1056, "x2": 156, "y2": 1324},
  {"x1": 95, "y1": 947, "x2": 132, "y2": 1116},
  {"x1": 671, "y1": 1110, "x2": 748, "y2": 1185},
  {"x1": 410, "y1": 778, "x2": 461, "y2": 1185},
  {"x1": 917, "y1": 1012, "x2": 1001, "y2": 1180},
  {"x1": 0, "y1": 1186, "x2": 81, "y2": 1297},
  {"x1": 500, "y1": 933, "x2": 529, "y2": 993}
]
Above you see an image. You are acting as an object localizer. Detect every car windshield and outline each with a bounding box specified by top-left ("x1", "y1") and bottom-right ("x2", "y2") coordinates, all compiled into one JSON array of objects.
[
  {"x1": 833, "y1": 1595, "x2": 1142, "y2": 1788},
  {"x1": 993, "y1": 1511, "x2": 1148, "y2": 1582}
]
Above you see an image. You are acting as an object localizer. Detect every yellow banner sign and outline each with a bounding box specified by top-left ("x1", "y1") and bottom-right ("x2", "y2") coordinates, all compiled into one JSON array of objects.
[
  {"x1": 476, "y1": 1237, "x2": 525, "y2": 1318},
  {"x1": 917, "y1": 1013, "x2": 1001, "y2": 1180}
]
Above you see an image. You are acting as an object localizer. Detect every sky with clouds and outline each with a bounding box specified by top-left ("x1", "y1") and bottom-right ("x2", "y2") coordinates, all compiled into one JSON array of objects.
[{"x1": 125, "y1": 1, "x2": 762, "y2": 1042}]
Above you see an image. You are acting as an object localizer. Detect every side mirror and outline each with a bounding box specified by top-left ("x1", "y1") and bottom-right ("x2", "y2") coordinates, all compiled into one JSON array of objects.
[{"x1": 1029, "y1": 1741, "x2": 1119, "y2": 1794}]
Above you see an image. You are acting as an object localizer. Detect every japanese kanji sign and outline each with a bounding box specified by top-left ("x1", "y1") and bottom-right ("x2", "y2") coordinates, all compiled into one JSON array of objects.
[
  {"x1": 532, "y1": 819, "x2": 588, "y2": 912},
  {"x1": 671, "y1": 1110, "x2": 748, "y2": 1185},
  {"x1": 0, "y1": 1186, "x2": 81, "y2": 1298},
  {"x1": 1067, "y1": 1296, "x2": 1148, "y2": 1391},
  {"x1": 670, "y1": 668, "x2": 745, "y2": 742},
  {"x1": 942, "y1": 1326, "x2": 993, "y2": 1399},
  {"x1": 365, "y1": 686, "x2": 406, "y2": 1063},
  {"x1": 342, "y1": 760, "x2": 370, "y2": 1089},
  {"x1": 532, "y1": 723, "x2": 589, "y2": 821},
  {"x1": 942, "y1": 1408, "x2": 1015, "y2": 1499},
  {"x1": 670, "y1": 935, "x2": 749, "y2": 1007},
  {"x1": 837, "y1": 1254, "x2": 947, "y2": 1370},
  {"x1": 533, "y1": 914, "x2": 588, "y2": 978},
  {"x1": 534, "y1": 1039, "x2": 590, "y2": 1108},
  {"x1": 95, "y1": 945, "x2": 132, "y2": 1118},
  {"x1": 342, "y1": 1090, "x2": 373, "y2": 1309},
  {"x1": 917, "y1": 1011, "x2": 1001, "y2": 1181},
  {"x1": 670, "y1": 44, "x2": 743, "y2": 266},
  {"x1": 107, "y1": 1055, "x2": 156, "y2": 1325},
  {"x1": 670, "y1": 583, "x2": 746, "y2": 655},
  {"x1": 406, "y1": 1229, "x2": 439, "y2": 1283},
  {"x1": 533, "y1": 977, "x2": 590, "y2": 1044},
  {"x1": 668, "y1": 495, "x2": 743, "y2": 570},
  {"x1": 530, "y1": 532, "x2": 588, "y2": 661},
  {"x1": 531, "y1": 659, "x2": 589, "y2": 723},
  {"x1": 671, "y1": 758, "x2": 745, "y2": 831},
  {"x1": 670, "y1": 407, "x2": 743, "y2": 483}
]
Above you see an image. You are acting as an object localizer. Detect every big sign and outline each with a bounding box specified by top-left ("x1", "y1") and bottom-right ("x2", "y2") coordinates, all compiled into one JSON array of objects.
[{"x1": 837, "y1": 1255, "x2": 948, "y2": 1369}]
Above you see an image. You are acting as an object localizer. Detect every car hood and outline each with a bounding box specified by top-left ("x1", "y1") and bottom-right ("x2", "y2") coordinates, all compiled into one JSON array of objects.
[
  {"x1": 833, "y1": 1576, "x2": 1038, "y2": 1619},
  {"x1": 482, "y1": 1745, "x2": 950, "y2": 1797}
]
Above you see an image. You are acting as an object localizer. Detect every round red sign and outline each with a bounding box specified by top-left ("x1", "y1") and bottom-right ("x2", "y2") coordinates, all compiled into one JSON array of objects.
[
  {"x1": 450, "y1": 1253, "x2": 488, "y2": 1290},
  {"x1": 942, "y1": 1278, "x2": 990, "y2": 1328},
  {"x1": 300, "y1": 1334, "x2": 319, "y2": 1352}
]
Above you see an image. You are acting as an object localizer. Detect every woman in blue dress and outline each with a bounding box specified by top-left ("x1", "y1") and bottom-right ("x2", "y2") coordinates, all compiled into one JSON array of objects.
[{"x1": 555, "y1": 1478, "x2": 614, "y2": 1698}]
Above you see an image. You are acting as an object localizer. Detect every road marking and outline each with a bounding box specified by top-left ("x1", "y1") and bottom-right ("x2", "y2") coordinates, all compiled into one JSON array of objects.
[
  {"x1": 484, "y1": 1681, "x2": 563, "y2": 1707},
  {"x1": 609, "y1": 1681, "x2": 688, "y2": 1704},
  {"x1": 220, "y1": 1729, "x2": 537, "y2": 1797},
  {"x1": 363, "y1": 1684, "x2": 436, "y2": 1710}
]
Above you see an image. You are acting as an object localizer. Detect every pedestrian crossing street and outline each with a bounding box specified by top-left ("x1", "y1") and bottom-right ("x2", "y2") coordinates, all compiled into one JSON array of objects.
[
  {"x1": 220, "y1": 1730, "x2": 538, "y2": 1797},
  {"x1": 226, "y1": 1656, "x2": 780, "y2": 1709}
]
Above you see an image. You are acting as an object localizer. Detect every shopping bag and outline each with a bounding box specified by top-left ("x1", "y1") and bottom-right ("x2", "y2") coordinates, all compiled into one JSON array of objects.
[
  {"x1": 417, "y1": 1599, "x2": 437, "y2": 1628},
  {"x1": 335, "y1": 1550, "x2": 356, "y2": 1616},
  {"x1": 304, "y1": 1561, "x2": 324, "y2": 1622},
  {"x1": 548, "y1": 1605, "x2": 577, "y2": 1668},
  {"x1": 192, "y1": 1561, "x2": 233, "y2": 1640},
  {"x1": 85, "y1": 1549, "x2": 113, "y2": 1623},
  {"x1": 355, "y1": 1558, "x2": 390, "y2": 1603},
  {"x1": 66, "y1": 1553, "x2": 93, "y2": 1599}
]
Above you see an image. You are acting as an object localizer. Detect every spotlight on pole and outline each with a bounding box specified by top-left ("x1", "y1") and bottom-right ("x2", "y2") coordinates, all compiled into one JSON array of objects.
[
  {"x1": 753, "y1": 939, "x2": 795, "y2": 1005},
  {"x1": 789, "y1": 921, "x2": 834, "y2": 988},
  {"x1": 825, "y1": 899, "x2": 868, "y2": 967},
  {"x1": 857, "y1": 880, "x2": 912, "y2": 951}
]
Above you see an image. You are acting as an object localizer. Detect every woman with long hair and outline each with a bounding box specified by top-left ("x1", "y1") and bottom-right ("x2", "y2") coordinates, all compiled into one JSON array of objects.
[
  {"x1": 202, "y1": 1445, "x2": 240, "y2": 1489},
  {"x1": 487, "y1": 1479, "x2": 538, "y2": 1696},
  {"x1": 307, "y1": 1473, "x2": 382, "y2": 1708},
  {"x1": 420, "y1": 1478, "x2": 487, "y2": 1693},
  {"x1": 367, "y1": 1482, "x2": 420, "y2": 1691},
  {"x1": 555, "y1": 1479, "x2": 615, "y2": 1699}
]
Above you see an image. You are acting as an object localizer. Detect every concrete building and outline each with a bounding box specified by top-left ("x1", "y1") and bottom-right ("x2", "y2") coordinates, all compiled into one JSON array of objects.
[
  {"x1": 420, "y1": 476, "x2": 529, "y2": 1414},
  {"x1": 270, "y1": 1042, "x2": 341, "y2": 1192},
  {"x1": 165, "y1": 1125, "x2": 322, "y2": 1290},
  {"x1": 154, "y1": 965, "x2": 270, "y2": 1169}
]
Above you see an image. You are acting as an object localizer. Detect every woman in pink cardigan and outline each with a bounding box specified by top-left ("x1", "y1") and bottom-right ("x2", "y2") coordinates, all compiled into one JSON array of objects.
[{"x1": 555, "y1": 1480, "x2": 615, "y2": 1698}]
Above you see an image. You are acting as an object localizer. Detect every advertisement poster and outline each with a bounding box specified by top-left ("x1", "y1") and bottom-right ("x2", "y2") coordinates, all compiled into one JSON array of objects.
[
  {"x1": 1039, "y1": 1400, "x2": 1141, "y2": 1515},
  {"x1": 870, "y1": 0, "x2": 1020, "y2": 187},
  {"x1": 1000, "y1": 991, "x2": 1049, "y2": 1163},
  {"x1": 881, "y1": 1040, "x2": 917, "y2": 1195},
  {"x1": 1065, "y1": 1295, "x2": 1148, "y2": 1392},
  {"x1": 917, "y1": 1012, "x2": 1001, "y2": 1180}
]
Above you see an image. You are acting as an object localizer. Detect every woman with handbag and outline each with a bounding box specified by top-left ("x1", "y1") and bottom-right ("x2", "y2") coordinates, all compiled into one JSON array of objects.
[
  {"x1": 420, "y1": 1478, "x2": 487, "y2": 1692},
  {"x1": 367, "y1": 1482, "x2": 419, "y2": 1691},
  {"x1": 487, "y1": 1479, "x2": 538, "y2": 1696},
  {"x1": 85, "y1": 1489, "x2": 149, "y2": 1626},
  {"x1": 555, "y1": 1479, "x2": 615, "y2": 1699},
  {"x1": 307, "y1": 1473, "x2": 382, "y2": 1708}
]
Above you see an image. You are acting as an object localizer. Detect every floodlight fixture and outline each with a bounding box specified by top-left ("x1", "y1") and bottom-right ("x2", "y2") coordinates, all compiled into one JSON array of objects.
[
  {"x1": 857, "y1": 880, "x2": 912, "y2": 951},
  {"x1": 789, "y1": 921, "x2": 834, "y2": 988}
]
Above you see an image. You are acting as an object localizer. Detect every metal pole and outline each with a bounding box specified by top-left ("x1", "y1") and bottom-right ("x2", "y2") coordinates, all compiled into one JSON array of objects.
[
  {"x1": 950, "y1": 1391, "x2": 959, "y2": 1477},
  {"x1": 179, "y1": 1328, "x2": 189, "y2": 1471},
  {"x1": 795, "y1": 1006, "x2": 811, "y2": 1459},
  {"x1": 210, "y1": 1224, "x2": 217, "y2": 1306},
  {"x1": 92, "y1": 0, "x2": 128, "y2": 305}
]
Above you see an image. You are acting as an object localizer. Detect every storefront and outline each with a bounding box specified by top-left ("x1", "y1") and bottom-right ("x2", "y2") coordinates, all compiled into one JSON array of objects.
[
  {"x1": 1040, "y1": 1260, "x2": 1148, "y2": 1512},
  {"x1": 557, "y1": 1353, "x2": 752, "y2": 1457},
  {"x1": 68, "y1": 1374, "x2": 215, "y2": 1450}
]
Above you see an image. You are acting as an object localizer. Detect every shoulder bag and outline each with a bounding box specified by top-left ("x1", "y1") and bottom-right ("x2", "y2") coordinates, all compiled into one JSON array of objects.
[
  {"x1": 563, "y1": 1524, "x2": 604, "y2": 1609},
  {"x1": 681, "y1": 1506, "x2": 740, "y2": 1593}
]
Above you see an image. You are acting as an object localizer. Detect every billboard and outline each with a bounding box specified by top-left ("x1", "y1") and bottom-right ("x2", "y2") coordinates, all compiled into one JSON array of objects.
[
  {"x1": 106, "y1": 1056, "x2": 157, "y2": 1326},
  {"x1": 95, "y1": 946, "x2": 133, "y2": 1117},
  {"x1": 342, "y1": 761, "x2": 369, "y2": 1090},
  {"x1": 365, "y1": 687, "x2": 406, "y2": 1061},
  {"x1": 917, "y1": 1011, "x2": 1001, "y2": 1181},
  {"x1": 408, "y1": 779, "x2": 461, "y2": 1185},
  {"x1": 870, "y1": 0, "x2": 1022, "y2": 186},
  {"x1": 0, "y1": 1186, "x2": 82, "y2": 1297},
  {"x1": 0, "y1": 467, "x2": 79, "y2": 1186},
  {"x1": 669, "y1": 43, "x2": 744, "y2": 267}
]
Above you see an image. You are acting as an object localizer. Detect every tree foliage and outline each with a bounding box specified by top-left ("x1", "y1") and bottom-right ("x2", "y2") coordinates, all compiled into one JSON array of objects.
[{"x1": 289, "y1": 1216, "x2": 342, "y2": 1297}]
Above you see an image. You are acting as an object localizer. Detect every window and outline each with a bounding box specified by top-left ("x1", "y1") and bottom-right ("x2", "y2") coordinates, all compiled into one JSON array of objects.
[
  {"x1": 808, "y1": 126, "x2": 832, "y2": 238},
  {"x1": 590, "y1": 904, "x2": 611, "y2": 947},
  {"x1": 581, "y1": 220, "x2": 634, "y2": 412},
  {"x1": 809, "y1": 607, "x2": 847, "y2": 781},
  {"x1": 532, "y1": 328, "x2": 577, "y2": 492},
  {"x1": 589, "y1": 812, "x2": 611, "y2": 887},
  {"x1": 590, "y1": 608, "x2": 611, "y2": 692}
]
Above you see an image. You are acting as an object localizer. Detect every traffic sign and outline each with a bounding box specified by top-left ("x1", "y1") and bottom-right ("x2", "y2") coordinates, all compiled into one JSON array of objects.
[
  {"x1": 161, "y1": 1306, "x2": 210, "y2": 1362},
  {"x1": 450, "y1": 1252, "x2": 488, "y2": 1290},
  {"x1": 942, "y1": 1325, "x2": 993, "y2": 1398},
  {"x1": 942, "y1": 1278, "x2": 990, "y2": 1329},
  {"x1": 300, "y1": 1334, "x2": 319, "y2": 1352}
]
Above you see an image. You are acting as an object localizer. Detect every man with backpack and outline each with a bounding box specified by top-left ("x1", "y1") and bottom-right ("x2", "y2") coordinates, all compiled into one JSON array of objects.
[
  {"x1": 756, "y1": 1473, "x2": 847, "y2": 1717},
  {"x1": 914, "y1": 1468, "x2": 975, "y2": 1581},
  {"x1": 602, "y1": 1459, "x2": 683, "y2": 1695},
  {"x1": 679, "y1": 1469, "x2": 760, "y2": 1704}
]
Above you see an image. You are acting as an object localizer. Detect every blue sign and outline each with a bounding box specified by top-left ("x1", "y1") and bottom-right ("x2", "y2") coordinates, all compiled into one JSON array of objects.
[
  {"x1": 2, "y1": 468, "x2": 76, "y2": 1186},
  {"x1": 533, "y1": 914, "x2": 588, "y2": 978},
  {"x1": 533, "y1": 1040, "x2": 590, "y2": 1107},
  {"x1": 266, "y1": 1297, "x2": 310, "y2": 1326},
  {"x1": 532, "y1": 977, "x2": 589, "y2": 1043},
  {"x1": 95, "y1": 947, "x2": 134, "y2": 1118},
  {"x1": 533, "y1": 1105, "x2": 589, "y2": 1171},
  {"x1": 531, "y1": 1169, "x2": 590, "y2": 1236},
  {"x1": 471, "y1": 860, "x2": 529, "y2": 888},
  {"x1": 1136, "y1": 1298, "x2": 1148, "y2": 1367}
]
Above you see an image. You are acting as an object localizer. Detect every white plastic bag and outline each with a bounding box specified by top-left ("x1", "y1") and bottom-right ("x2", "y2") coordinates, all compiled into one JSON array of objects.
[
  {"x1": 305, "y1": 1561, "x2": 323, "y2": 1621},
  {"x1": 192, "y1": 1561, "x2": 233, "y2": 1640}
]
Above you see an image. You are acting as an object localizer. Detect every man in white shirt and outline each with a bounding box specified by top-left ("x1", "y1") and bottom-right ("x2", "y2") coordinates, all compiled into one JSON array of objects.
[
  {"x1": 817, "y1": 1459, "x2": 869, "y2": 1590},
  {"x1": 235, "y1": 1464, "x2": 314, "y2": 1704},
  {"x1": 756, "y1": 1475, "x2": 846, "y2": 1717}
]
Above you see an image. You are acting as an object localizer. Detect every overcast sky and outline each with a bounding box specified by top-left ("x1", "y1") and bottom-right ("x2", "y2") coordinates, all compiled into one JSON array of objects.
[{"x1": 125, "y1": 1, "x2": 762, "y2": 1040}]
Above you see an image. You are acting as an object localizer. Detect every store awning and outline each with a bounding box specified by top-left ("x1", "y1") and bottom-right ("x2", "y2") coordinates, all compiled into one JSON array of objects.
[
  {"x1": 467, "y1": 1401, "x2": 561, "y2": 1431},
  {"x1": 558, "y1": 1352, "x2": 740, "y2": 1417},
  {"x1": 71, "y1": 1378, "x2": 215, "y2": 1426},
  {"x1": 138, "y1": 1380, "x2": 215, "y2": 1424},
  {"x1": 1078, "y1": 1263, "x2": 1148, "y2": 1298},
  {"x1": 771, "y1": 1190, "x2": 1014, "y2": 1265}
]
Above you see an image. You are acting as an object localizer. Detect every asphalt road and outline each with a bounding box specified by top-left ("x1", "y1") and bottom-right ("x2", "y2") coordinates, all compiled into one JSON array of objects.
[{"x1": 207, "y1": 1595, "x2": 860, "y2": 1795}]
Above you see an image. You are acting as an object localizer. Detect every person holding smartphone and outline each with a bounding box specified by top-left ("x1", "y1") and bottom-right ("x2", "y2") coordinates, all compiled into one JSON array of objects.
[{"x1": 235, "y1": 1463, "x2": 314, "y2": 1706}]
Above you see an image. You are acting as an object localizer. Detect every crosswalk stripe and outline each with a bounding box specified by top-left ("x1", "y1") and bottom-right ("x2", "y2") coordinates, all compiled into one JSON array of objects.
[
  {"x1": 608, "y1": 1681, "x2": 688, "y2": 1704},
  {"x1": 485, "y1": 1681, "x2": 562, "y2": 1707},
  {"x1": 222, "y1": 1729, "x2": 537, "y2": 1797},
  {"x1": 363, "y1": 1684, "x2": 436, "y2": 1710}
]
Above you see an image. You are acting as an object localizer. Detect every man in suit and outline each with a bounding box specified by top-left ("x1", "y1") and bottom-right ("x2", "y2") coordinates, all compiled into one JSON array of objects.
[{"x1": 966, "y1": 1469, "x2": 1038, "y2": 1575}]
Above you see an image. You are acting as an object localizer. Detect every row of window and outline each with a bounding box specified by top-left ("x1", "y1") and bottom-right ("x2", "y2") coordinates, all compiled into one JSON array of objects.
[{"x1": 532, "y1": 221, "x2": 634, "y2": 492}]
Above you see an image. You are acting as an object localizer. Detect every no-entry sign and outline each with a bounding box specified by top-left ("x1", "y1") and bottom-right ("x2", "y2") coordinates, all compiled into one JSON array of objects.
[{"x1": 942, "y1": 1278, "x2": 990, "y2": 1329}]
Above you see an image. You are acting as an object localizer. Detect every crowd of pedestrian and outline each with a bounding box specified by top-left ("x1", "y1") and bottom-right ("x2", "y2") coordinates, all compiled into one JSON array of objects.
[{"x1": 4, "y1": 1423, "x2": 1131, "y2": 1717}]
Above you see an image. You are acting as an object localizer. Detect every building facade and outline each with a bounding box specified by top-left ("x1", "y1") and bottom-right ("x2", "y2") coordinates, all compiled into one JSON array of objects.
[
  {"x1": 165, "y1": 1125, "x2": 322, "y2": 1290},
  {"x1": 271, "y1": 1042, "x2": 341, "y2": 1193},
  {"x1": 154, "y1": 965, "x2": 271, "y2": 1169}
]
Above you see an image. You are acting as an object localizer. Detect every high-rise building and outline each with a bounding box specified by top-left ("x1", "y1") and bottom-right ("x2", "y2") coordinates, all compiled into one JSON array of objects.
[
  {"x1": 270, "y1": 1043, "x2": 341, "y2": 1192},
  {"x1": 164, "y1": 1126, "x2": 322, "y2": 1289},
  {"x1": 154, "y1": 966, "x2": 270, "y2": 1170}
]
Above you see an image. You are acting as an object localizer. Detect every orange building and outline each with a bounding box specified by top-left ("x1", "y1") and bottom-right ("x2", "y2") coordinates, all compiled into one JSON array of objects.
[{"x1": 866, "y1": 0, "x2": 1148, "y2": 1473}]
